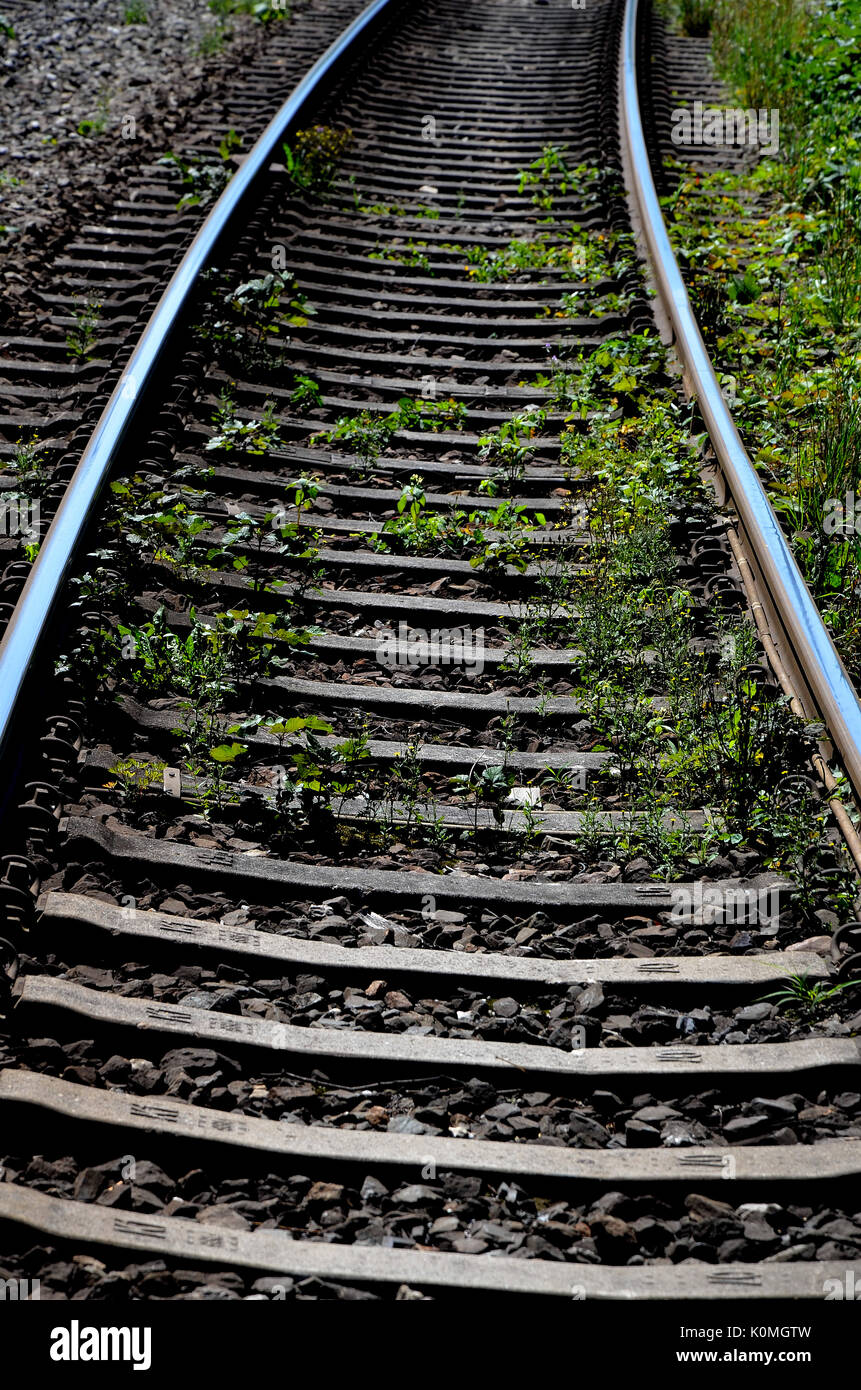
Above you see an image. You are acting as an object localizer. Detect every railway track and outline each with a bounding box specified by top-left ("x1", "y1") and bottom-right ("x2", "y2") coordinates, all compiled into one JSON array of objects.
[
  {"x1": 0, "y1": 0, "x2": 368, "y2": 635},
  {"x1": 1, "y1": 0, "x2": 861, "y2": 1309}
]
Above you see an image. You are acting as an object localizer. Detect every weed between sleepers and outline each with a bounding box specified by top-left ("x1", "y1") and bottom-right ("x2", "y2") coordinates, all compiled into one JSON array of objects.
[
  {"x1": 52, "y1": 132, "x2": 856, "y2": 930},
  {"x1": 193, "y1": 267, "x2": 314, "y2": 375},
  {"x1": 158, "y1": 131, "x2": 241, "y2": 211},
  {"x1": 0, "y1": 435, "x2": 48, "y2": 564},
  {"x1": 200, "y1": 0, "x2": 291, "y2": 54},
  {"x1": 282, "y1": 126, "x2": 352, "y2": 200},
  {"x1": 65, "y1": 300, "x2": 100, "y2": 360}
]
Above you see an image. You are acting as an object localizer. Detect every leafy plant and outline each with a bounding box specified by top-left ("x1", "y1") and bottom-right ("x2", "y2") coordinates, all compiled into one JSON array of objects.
[
  {"x1": 478, "y1": 406, "x2": 546, "y2": 497},
  {"x1": 287, "y1": 474, "x2": 320, "y2": 525},
  {"x1": 159, "y1": 131, "x2": 241, "y2": 210},
  {"x1": 470, "y1": 499, "x2": 534, "y2": 573},
  {"x1": 65, "y1": 301, "x2": 100, "y2": 360},
  {"x1": 104, "y1": 757, "x2": 166, "y2": 805},
  {"x1": 283, "y1": 126, "x2": 352, "y2": 196},
  {"x1": 451, "y1": 762, "x2": 514, "y2": 833},
  {"x1": 207, "y1": 505, "x2": 318, "y2": 593},
  {"x1": 758, "y1": 972, "x2": 855, "y2": 1017},
  {"x1": 395, "y1": 396, "x2": 468, "y2": 432},
  {"x1": 207, "y1": 393, "x2": 282, "y2": 454},
  {"x1": 316, "y1": 408, "x2": 391, "y2": 470},
  {"x1": 5, "y1": 434, "x2": 50, "y2": 497},
  {"x1": 120, "y1": 606, "x2": 235, "y2": 699},
  {"x1": 575, "y1": 799, "x2": 620, "y2": 862},
  {"x1": 290, "y1": 374, "x2": 324, "y2": 413},
  {"x1": 77, "y1": 91, "x2": 110, "y2": 138},
  {"x1": 448, "y1": 236, "x2": 571, "y2": 283},
  {"x1": 196, "y1": 268, "x2": 313, "y2": 370},
  {"x1": 368, "y1": 240, "x2": 432, "y2": 273},
  {"x1": 376, "y1": 474, "x2": 452, "y2": 554},
  {"x1": 210, "y1": 0, "x2": 291, "y2": 20},
  {"x1": 314, "y1": 397, "x2": 465, "y2": 472},
  {"x1": 517, "y1": 144, "x2": 576, "y2": 211},
  {"x1": 251, "y1": 715, "x2": 374, "y2": 832}
]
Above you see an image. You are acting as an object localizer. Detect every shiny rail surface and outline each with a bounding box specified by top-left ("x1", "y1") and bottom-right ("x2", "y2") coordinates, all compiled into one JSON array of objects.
[
  {"x1": 0, "y1": 0, "x2": 398, "y2": 772},
  {"x1": 620, "y1": 0, "x2": 861, "y2": 801}
]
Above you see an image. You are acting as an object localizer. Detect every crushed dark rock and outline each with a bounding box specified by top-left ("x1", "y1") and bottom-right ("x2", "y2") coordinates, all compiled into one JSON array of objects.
[
  {"x1": 4, "y1": 1027, "x2": 861, "y2": 1151},
  {"x1": 13, "y1": 943, "x2": 861, "y2": 1049},
  {"x1": 45, "y1": 862, "x2": 836, "y2": 958},
  {"x1": 0, "y1": 0, "x2": 366, "y2": 318},
  {"x1": 0, "y1": 1242, "x2": 414, "y2": 1300},
  {"x1": 3, "y1": 1150, "x2": 859, "y2": 1269}
]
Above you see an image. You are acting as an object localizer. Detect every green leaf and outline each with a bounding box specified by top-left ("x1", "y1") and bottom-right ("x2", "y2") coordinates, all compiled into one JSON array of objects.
[
  {"x1": 210, "y1": 741, "x2": 246, "y2": 763},
  {"x1": 266, "y1": 715, "x2": 332, "y2": 736}
]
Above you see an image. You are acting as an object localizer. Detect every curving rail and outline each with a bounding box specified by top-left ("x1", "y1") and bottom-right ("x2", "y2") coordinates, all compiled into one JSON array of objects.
[
  {"x1": 0, "y1": 0, "x2": 399, "y2": 775},
  {"x1": 0, "y1": 0, "x2": 859, "y2": 1310},
  {"x1": 3, "y1": 0, "x2": 859, "y2": 820},
  {"x1": 620, "y1": 0, "x2": 861, "y2": 803}
]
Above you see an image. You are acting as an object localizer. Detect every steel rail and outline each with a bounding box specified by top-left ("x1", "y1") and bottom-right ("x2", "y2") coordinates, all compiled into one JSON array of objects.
[
  {"x1": 0, "y1": 0, "x2": 398, "y2": 772},
  {"x1": 4, "y1": 0, "x2": 861, "y2": 817},
  {"x1": 620, "y1": 0, "x2": 861, "y2": 802}
]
